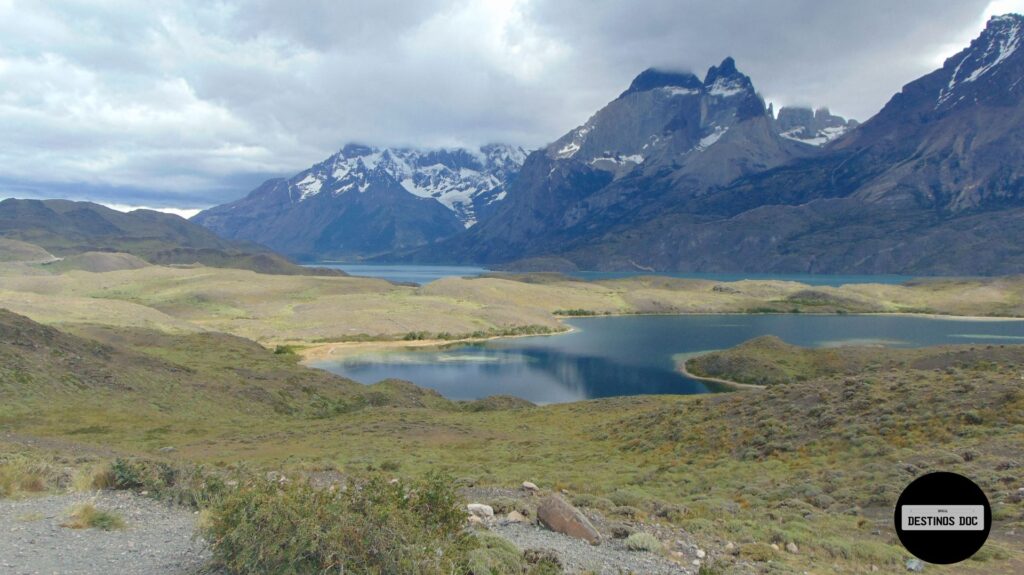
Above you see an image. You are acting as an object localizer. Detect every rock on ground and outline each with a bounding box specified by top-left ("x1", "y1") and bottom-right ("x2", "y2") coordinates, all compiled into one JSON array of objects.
[
  {"x1": 0, "y1": 490, "x2": 209, "y2": 575},
  {"x1": 536, "y1": 494, "x2": 601, "y2": 545}
]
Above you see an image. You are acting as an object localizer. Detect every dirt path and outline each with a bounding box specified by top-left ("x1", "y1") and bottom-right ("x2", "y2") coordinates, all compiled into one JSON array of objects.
[{"x1": 0, "y1": 490, "x2": 209, "y2": 575}]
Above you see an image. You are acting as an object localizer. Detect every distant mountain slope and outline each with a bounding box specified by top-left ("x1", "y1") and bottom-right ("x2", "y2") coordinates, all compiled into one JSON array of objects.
[
  {"x1": 0, "y1": 199, "x2": 339, "y2": 276},
  {"x1": 193, "y1": 144, "x2": 526, "y2": 260},
  {"x1": 405, "y1": 15, "x2": 1024, "y2": 275}
]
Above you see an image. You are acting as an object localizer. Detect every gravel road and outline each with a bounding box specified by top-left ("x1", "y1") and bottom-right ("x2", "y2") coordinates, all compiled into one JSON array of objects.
[
  {"x1": 0, "y1": 490, "x2": 209, "y2": 575},
  {"x1": 493, "y1": 522, "x2": 695, "y2": 575}
]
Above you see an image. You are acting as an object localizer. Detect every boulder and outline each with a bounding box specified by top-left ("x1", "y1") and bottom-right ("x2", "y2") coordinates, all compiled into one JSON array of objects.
[
  {"x1": 522, "y1": 481, "x2": 539, "y2": 492},
  {"x1": 467, "y1": 503, "x2": 495, "y2": 519},
  {"x1": 505, "y1": 510, "x2": 528, "y2": 523},
  {"x1": 906, "y1": 558, "x2": 925, "y2": 572},
  {"x1": 785, "y1": 542, "x2": 799, "y2": 554},
  {"x1": 536, "y1": 494, "x2": 601, "y2": 545}
]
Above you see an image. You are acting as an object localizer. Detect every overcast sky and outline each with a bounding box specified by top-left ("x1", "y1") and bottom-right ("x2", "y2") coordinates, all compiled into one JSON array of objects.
[{"x1": 0, "y1": 0, "x2": 1018, "y2": 214}]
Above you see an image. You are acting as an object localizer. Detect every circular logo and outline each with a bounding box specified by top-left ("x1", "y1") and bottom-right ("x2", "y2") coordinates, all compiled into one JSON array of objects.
[{"x1": 894, "y1": 471, "x2": 991, "y2": 564}]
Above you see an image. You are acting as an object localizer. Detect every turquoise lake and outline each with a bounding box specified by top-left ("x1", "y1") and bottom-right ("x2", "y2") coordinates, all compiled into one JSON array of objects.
[{"x1": 310, "y1": 314, "x2": 1024, "y2": 404}]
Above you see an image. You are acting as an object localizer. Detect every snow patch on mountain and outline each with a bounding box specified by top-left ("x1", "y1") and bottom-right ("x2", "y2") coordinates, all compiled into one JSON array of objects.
[
  {"x1": 696, "y1": 126, "x2": 728, "y2": 151},
  {"x1": 707, "y1": 78, "x2": 746, "y2": 98},
  {"x1": 661, "y1": 86, "x2": 700, "y2": 97},
  {"x1": 938, "y1": 14, "x2": 1023, "y2": 107},
  {"x1": 779, "y1": 125, "x2": 849, "y2": 146},
  {"x1": 296, "y1": 174, "x2": 323, "y2": 200}
]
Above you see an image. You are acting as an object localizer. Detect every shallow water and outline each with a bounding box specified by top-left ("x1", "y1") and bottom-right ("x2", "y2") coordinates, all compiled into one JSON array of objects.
[{"x1": 311, "y1": 314, "x2": 1024, "y2": 404}]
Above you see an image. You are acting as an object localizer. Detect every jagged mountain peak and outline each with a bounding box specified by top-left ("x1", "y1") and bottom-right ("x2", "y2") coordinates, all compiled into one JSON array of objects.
[
  {"x1": 705, "y1": 56, "x2": 738, "y2": 80},
  {"x1": 620, "y1": 68, "x2": 703, "y2": 98},
  {"x1": 935, "y1": 13, "x2": 1024, "y2": 109},
  {"x1": 546, "y1": 56, "x2": 802, "y2": 177}
]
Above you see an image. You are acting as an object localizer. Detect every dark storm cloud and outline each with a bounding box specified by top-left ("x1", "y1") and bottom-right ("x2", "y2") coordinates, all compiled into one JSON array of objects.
[{"x1": 0, "y1": 0, "x2": 1005, "y2": 210}]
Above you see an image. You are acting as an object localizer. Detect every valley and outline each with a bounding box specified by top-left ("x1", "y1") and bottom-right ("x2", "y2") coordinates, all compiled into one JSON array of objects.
[
  {"x1": 4, "y1": 7, "x2": 1024, "y2": 575},
  {"x1": 1, "y1": 263, "x2": 1022, "y2": 573}
]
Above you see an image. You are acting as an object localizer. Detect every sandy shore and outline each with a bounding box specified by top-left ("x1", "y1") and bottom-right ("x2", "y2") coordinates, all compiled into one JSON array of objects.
[
  {"x1": 675, "y1": 361, "x2": 765, "y2": 391},
  {"x1": 299, "y1": 327, "x2": 574, "y2": 363}
]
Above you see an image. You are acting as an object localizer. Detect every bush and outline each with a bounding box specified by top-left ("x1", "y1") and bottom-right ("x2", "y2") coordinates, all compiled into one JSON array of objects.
[
  {"x1": 739, "y1": 542, "x2": 777, "y2": 562},
  {"x1": 467, "y1": 531, "x2": 526, "y2": 575},
  {"x1": 0, "y1": 456, "x2": 55, "y2": 497},
  {"x1": 205, "y1": 472, "x2": 472, "y2": 574},
  {"x1": 104, "y1": 458, "x2": 227, "y2": 508},
  {"x1": 624, "y1": 532, "x2": 662, "y2": 552}
]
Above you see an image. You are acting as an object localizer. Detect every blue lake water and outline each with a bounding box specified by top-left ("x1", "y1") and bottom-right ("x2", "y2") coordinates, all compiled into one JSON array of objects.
[
  {"x1": 310, "y1": 314, "x2": 1024, "y2": 404},
  {"x1": 307, "y1": 263, "x2": 918, "y2": 286}
]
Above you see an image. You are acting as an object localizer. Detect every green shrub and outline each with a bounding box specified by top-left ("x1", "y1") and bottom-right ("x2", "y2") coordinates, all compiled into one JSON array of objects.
[
  {"x1": 205, "y1": 472, "x2": 472, "y2": 574},
  {"x1": 570, "y1": 493, "x2": 613, "y2": 510},
  {"x1": 624, "y1": 532, "x2": 662, "y2": 552},
  {"x1": 467, "y1": 531, "x2": 526, "y2": 575},
  {"x1": 103, "y1": 458, "x2": 227, "y2": 508},
  {"x1": 608, "y1": 488, "x2": 645, "y2": 508},
  {"x1": 739, "y1": 542, "x2": 777, "y2": 562}
]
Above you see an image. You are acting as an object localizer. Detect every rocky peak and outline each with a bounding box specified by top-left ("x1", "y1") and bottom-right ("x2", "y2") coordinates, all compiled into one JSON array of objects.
[
  {"x1": 936, "y1": 13, "x2": 1024, "y2": 110},
  {"x1": 775, "y1": 106, "x2": 858, "y2": 146},
  {"x1": 620, "y1": 68, "x2": 703, "y2": 98}
]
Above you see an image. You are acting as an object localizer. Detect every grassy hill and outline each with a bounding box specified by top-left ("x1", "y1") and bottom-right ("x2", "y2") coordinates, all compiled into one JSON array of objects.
[
  {"x1": 1, "y1": 264, "x2": 1024, "y2": 350},
  {"x1": 0, "y1": 199, "x2": 343, "y2": 276}
]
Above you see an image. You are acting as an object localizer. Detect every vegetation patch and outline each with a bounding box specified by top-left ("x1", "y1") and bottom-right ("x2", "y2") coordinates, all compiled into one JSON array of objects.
[
  {"x1": 205, "y1": 472, "x2": 471, "y2": 574},
  {"x1": 61, "y1": 503, "x2": 125, "y2": 531}
]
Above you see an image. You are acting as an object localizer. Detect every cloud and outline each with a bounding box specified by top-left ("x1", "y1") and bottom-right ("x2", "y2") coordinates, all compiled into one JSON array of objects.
[
  {"x1": 0, "y1": 0, "x2": 1008, "y2": 210},
  {"x1": 100, "y1": 203, "x2": 203, "y2": 219}
]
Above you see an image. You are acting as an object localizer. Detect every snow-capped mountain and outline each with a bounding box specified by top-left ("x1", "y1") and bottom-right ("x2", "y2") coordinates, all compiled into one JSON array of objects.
[
  {"x1": 404, "y1": 15, "x2": 1024, "y2": 274},
  {"x1": 291, "y1": 144, "x2": 525, "y2": 228},
  {"x1": 409, "y1": 57, "x2": 817, "y2": 265},
  {"x1": 935, "y1": 13, "x2": 1021, "y2": 111},
  {"x1": 544, "y1": 59, "x2": 788, "y2": 184},
  {"x1": 773, "y1": 106, "x2": 858, "y2": 146},
  {"x1": 193, "y1": 143, "x2": 525, "y2": 259}
]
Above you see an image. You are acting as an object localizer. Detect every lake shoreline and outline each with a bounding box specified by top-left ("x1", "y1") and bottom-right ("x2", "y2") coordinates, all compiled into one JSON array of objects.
[
  {"x1": 675, "y1": 360, "x2": 765, "y2": 391},
  {"x1": 299, "y1": 327, "x2": 575, "y2": 363},
  {"x1": 298, "y1": 310, "x2": 1024, "y2": 364}
]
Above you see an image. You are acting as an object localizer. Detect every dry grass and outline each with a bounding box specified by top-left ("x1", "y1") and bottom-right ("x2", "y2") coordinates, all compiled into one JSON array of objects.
[
  {"x1": 1, "y1": 264, "x2": 1023, "y2": 349},
  {"x1": 61, "y1": 502, "x2": 125, "y2": 530}
]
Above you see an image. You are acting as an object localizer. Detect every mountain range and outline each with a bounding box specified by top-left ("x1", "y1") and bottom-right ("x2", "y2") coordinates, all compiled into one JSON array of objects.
[
  {"x1": 193, "y1": 144, "x2": 526, "y2": 260},
  {"x1": 196, "y1": 14, "x2": 1024, "y2": 275}
]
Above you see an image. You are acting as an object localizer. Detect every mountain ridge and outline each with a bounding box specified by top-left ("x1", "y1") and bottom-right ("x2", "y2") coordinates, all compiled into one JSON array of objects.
[
  {"x1": 397, "y1": 15, "x2": 1024, "y2": 274},
  {"x1": 193, "y1": 143, "x2": 527, "y2": 260}
]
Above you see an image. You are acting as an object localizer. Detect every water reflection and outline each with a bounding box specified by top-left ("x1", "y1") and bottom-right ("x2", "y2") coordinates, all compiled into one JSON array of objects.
[{"x1": 313, "y1": 315, "x2": 1024, "y2": 404}]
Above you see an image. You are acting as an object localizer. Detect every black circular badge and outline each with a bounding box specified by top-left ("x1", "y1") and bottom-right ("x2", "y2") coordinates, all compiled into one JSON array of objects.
[{"x1": 894, "y1": 471, "x2": 991, "y2": 564}]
